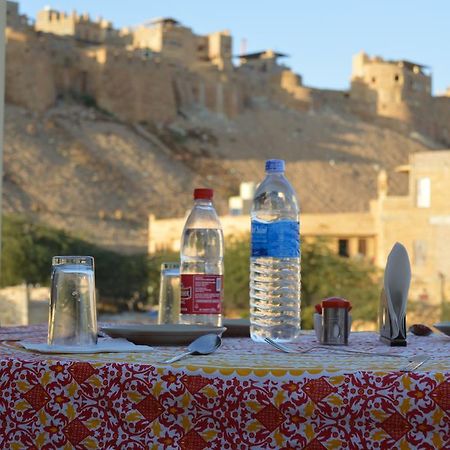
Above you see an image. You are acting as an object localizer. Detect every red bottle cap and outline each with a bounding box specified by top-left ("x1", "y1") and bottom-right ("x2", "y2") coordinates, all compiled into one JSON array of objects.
[
  {"x1": 194, "y1": 188, "x2": 213, "y2": 200},
  {"x1": 314, "y1": 303, "x2": 322, "y2": 314},
  {"x1": 322, "y1": 297, "x2": 351, "y2": 309}
]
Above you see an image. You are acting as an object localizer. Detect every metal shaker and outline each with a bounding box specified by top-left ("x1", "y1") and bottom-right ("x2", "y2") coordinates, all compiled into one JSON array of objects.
[{"x1": 321, "y1": 297, "x2": 351, "y2": 345}]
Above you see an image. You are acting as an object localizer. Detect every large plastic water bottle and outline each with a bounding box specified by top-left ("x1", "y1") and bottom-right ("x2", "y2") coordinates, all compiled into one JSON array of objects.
[
  {"x1": 180, "y1": 188, "x2": 224, "y2": 327},
  {"x1": 250, "y1": 159, "x2": 301, "y2": 342}
]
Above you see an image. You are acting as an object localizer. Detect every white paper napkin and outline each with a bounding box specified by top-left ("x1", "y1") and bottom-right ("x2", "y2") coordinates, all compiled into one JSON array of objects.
[{"x1": 20, "y1": 338, "x2": 154, "y2": 354}]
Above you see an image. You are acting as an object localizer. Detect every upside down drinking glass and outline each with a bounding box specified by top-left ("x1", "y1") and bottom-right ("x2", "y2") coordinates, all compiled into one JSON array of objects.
[
  {"x1": 48, "y1": 256, "x2": 98, "y2": 346},
  {"x1": 158, "y1": 262, "x2": 181, "y2": 324}
]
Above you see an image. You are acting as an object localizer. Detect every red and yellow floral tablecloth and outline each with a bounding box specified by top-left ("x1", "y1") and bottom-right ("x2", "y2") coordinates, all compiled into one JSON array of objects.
[{"x1": 0, "y1": 325, "x2": 449, "y2": 449}]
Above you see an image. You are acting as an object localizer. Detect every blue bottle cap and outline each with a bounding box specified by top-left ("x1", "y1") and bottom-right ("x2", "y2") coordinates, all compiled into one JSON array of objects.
[{"x1": 265, "y1": 159, "x2": 285, "y2": 173}]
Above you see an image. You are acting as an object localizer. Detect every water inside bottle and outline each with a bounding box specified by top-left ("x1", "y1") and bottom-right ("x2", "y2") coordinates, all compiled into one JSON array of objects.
[
  {"x1": 249, "y1": 164, "x2": 301, "y2": 342},
  {"x1": 180, "y1": 228, "x2": 223, "y2": 326}
]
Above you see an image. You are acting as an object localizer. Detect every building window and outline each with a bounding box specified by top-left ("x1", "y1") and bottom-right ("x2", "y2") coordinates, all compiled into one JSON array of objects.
[
  {"x1": 358, "y1": 238, "x2": 367, "y2": 256},
  {"x1": 394, "y1": 74, "x2": 399, "y2": 82},
  {"x1": 338, "y1": 239, "x2": 349, "y2": 257},
  {"x1": 416, "y1": 177, "x2": 431, "y2": 208}
]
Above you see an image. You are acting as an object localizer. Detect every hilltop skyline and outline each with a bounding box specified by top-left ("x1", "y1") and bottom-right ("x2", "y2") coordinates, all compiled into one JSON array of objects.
[{"x1": 19, "y1": 0, "x2": 450, "y2": 95}]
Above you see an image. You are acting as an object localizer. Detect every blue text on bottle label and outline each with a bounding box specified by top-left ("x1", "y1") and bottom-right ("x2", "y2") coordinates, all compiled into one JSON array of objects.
[{"x1": 251, "y1": 220, "x2": 300, "y2": 258}]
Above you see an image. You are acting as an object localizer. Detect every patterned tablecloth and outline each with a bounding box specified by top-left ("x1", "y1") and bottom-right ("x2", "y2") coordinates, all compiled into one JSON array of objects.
[{"x1": 0, "y1": 325, "x2": 449, "y2": 449}]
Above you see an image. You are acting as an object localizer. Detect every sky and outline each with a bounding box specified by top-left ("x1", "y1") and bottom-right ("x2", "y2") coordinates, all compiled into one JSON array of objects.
[{"x1": 20, "y1": 0, "x2": 450, "y2": 94}]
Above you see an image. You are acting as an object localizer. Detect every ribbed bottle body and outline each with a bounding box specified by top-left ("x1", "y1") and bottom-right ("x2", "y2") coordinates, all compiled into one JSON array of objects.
[{"x1": 250, "y1": 161, "x2": 301, "y2": 342}]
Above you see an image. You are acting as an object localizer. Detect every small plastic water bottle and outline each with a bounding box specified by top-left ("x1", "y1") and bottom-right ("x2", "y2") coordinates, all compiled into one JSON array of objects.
[
  {"x1": 250, "y1": 159, "x2": 301, "y2": 342},
  {"x1": 180, "y1": 188, "x2": 224, "y2": 327}
]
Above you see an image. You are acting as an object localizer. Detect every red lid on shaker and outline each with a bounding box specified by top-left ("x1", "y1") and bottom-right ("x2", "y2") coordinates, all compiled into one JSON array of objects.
[
  {"x1": 322, "y1": 297, "x2": 351, "y2": 309},
  {"x1": 194, "y1": 188, "x2": 213, "y2": 200},
  {"x1": 314, "y1": 303, "x2": 323, "y2": 314}
]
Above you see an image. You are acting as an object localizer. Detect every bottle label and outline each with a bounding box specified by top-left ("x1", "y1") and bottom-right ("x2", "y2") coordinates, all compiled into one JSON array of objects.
[
  {"x1": 180, "y1": 274, "x2": 223, "y2": 314},
  {"x1": 251, "y1": 220, "x2": 300, "y2": 258}
]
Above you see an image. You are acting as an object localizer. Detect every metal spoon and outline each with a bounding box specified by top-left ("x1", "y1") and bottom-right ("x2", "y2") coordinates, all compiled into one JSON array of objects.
[{"x1": 162, "y1": 334, "x2": 222, "y2": 364}]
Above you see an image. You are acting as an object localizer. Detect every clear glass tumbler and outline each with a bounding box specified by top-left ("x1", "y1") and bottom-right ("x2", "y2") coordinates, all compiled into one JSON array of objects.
[
  {"x1": 158, "y1": 262, "x2": 180, "y2": 324},
  {"x1": 48, "y1": 256, "x2": 98, "y2": 346}
]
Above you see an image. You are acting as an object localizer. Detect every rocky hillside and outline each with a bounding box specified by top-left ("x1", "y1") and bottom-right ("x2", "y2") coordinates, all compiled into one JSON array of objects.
[{"x1": 3, "y1": 99, "x2": 436, "y2": 253}]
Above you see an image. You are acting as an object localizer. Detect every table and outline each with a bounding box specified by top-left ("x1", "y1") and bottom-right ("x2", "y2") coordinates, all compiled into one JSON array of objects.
[{"x1": 0, "y1": 325, "x2": 449, "y2": 449}]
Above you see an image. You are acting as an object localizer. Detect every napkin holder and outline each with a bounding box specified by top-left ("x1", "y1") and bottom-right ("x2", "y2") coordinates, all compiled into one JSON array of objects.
[
  {"x1": 379, "y1": 288, "x2": 407, "y2": 346},
  {"x1": 379, "y1": 242, "x2": 410, "y2": 347}
]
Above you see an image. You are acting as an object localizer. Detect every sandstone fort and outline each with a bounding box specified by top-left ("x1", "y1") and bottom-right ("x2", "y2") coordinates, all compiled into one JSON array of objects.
[{"x1": 6, "y1": 2, "x2": 450, "y2": 141}]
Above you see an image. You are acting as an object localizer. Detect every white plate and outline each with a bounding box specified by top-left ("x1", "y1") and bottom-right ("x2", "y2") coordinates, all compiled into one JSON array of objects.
[
  {"x1": 433, "y1": 322, "x2": 450, "y2": 337},
  {"x1": 102, "y1": 324, "x2": 226, "y2": 346}
]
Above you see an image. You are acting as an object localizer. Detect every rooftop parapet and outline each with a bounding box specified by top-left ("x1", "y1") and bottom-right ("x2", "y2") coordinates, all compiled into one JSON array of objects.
[
  {"x1": 352, "y1": 51, "x2": 430, "y2": 78},
  {"x1": 38, "y1": 7, "x2": 112, "y2": 27}
]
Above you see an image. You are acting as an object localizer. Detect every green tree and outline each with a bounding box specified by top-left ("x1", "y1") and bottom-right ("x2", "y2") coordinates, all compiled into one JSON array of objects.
[
  {"x1": 223, "y1": 236, "x2": 250, "y2": 316},
  {"x1": 301, "y1": 239, "x2": 381, "y2": 328},
  {"x1": 1, "y1": 215, "x2": 151, "y2": 311},
  {"x1": 1, "y1": 216, "x2": 381, "y2": 324}
]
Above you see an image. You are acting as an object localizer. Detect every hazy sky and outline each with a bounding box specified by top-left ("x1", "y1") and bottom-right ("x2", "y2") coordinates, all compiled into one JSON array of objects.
[{"x1": 20, "y1": 0, "x2": 450, "y2": 94}]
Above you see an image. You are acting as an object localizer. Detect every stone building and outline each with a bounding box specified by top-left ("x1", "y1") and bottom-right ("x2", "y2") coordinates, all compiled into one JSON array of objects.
[
  {"x1": 350, "y1": 52, "x2": 450, "y2": 145},
  {"x1": 148, "y1": 151, "x2": 450, "y2": 320},
  {"x1": 35, "y1": 7, "x2": 122, "y2": 45},
  {"x1": 131, "y1": 18, "x2": 232, "y2": 71},
  {"x1": 206, "y1": 31, "x2": 232, "y2": 71},
  {"x1": 370, "y1": 151, "x2": 450, "y2": 313},
  {"x1": 351, "y1": 51, "x2": 432, "y2": 117},
  {"x1": 131, "y1": 18, "x2": 198, "y2": 67}
]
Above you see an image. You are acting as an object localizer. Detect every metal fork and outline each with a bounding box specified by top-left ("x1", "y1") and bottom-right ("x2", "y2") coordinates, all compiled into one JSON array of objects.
[
  {"x1": 264, "y1": 337, "x2": 316, "y2": 354},
  {"x1": 400, "y1": 356, "x2": 429, "y2": 372},
  {"x1": 265, "y1": 338, "x2": 429, "y2": 371},
  {"x1": 265, "y1": 338, "x2": 403, "y2": 358}
]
